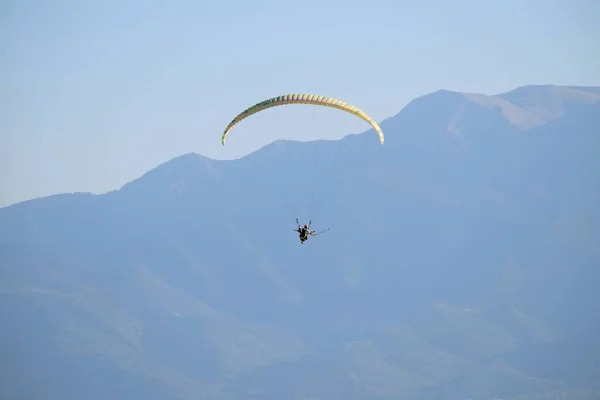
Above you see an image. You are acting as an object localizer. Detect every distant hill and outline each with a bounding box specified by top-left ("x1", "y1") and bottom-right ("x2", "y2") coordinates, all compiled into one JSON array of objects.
[{"x1": 1, "y1": 84, "x2": 599, "y2": 400}]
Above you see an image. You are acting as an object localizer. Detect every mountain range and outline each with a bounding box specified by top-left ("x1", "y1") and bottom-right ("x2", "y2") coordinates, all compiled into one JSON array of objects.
[{"x1": 1, "y1": 84, "x2": 599, "y2": 400}]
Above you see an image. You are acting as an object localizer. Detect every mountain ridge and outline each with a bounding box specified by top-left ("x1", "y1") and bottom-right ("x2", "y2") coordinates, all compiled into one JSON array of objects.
[{"x1": 4, "y1": 83, "x2": 599, "y2": 212}]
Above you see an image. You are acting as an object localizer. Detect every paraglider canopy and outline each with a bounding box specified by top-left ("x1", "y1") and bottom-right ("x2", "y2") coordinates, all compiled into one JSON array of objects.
[{"x1": 221, "y1": 94, "x2": 384, "y2": 146}]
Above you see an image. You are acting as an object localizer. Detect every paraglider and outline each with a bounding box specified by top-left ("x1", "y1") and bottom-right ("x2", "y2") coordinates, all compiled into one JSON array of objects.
[
  {"x1": 221, "y1": 94, "x2": 383, "y2": 245},
  {"x1": 293, "y1": 219, "x2": 330, "y2": 245},
  {"x1": 294, "y1": 219, "x2": 317, "y2": 244}
]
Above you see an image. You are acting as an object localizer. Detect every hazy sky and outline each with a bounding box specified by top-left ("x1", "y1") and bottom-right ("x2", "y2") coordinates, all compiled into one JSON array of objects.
[{"x1": 1, "y1": 0, "x2": 599, "y2": 207}]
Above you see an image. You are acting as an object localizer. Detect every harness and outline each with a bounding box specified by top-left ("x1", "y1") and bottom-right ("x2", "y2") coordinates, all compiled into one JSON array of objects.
[{"x1": 299, "y1": 228, "x2": 308, "y2": 240}]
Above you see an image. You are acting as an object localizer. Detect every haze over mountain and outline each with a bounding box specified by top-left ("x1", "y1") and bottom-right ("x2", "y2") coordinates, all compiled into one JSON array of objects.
[{"x1": 1, "y1": 84, "x2": 599, "y2": 400}]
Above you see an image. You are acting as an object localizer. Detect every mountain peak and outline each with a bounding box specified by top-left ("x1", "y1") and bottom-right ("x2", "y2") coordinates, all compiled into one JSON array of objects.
[
  {"x1": 390, "y1": 88, "x2": 534, "y2": 137},
  {"x1": 117, "y1": 152, "x2": 223, "y2": 197},
  {"x1": 388, "y1": 84, "x2": 600, "y2": 138}
]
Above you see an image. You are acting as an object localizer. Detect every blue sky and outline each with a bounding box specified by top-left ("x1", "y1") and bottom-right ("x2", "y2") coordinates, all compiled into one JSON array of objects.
[{"x1": 1, "y1": 0, "x2": 598, "y2": 207}]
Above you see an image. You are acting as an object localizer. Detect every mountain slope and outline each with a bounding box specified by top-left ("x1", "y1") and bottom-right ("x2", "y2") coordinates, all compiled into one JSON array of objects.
[{"x1": 1, "y1": 84, "x2": 599, "y2": 400}]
